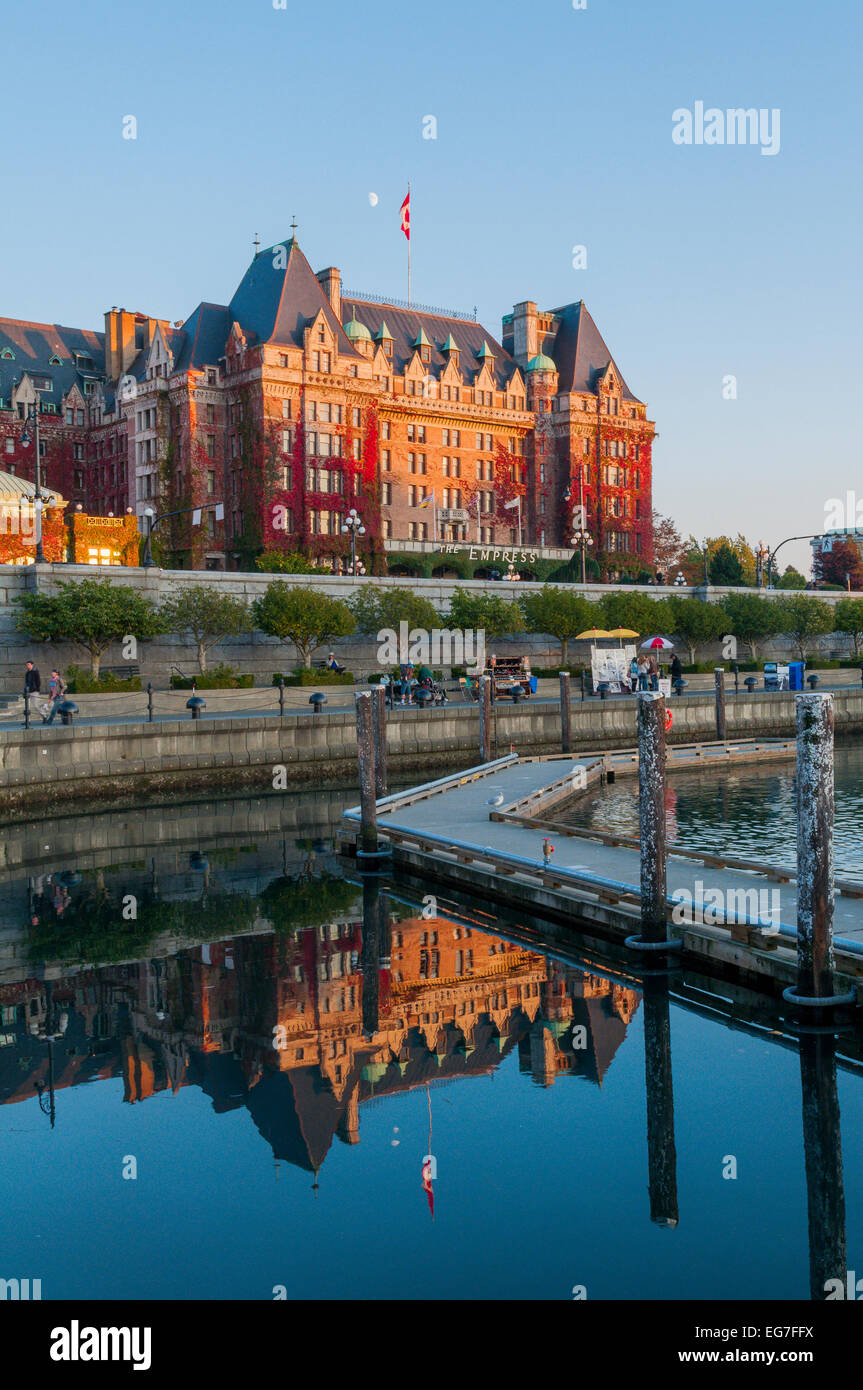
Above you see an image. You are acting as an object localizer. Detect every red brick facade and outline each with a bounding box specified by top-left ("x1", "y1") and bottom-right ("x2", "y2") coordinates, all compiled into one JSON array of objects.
[{"x1": 0, "y1": 241, "x2": 655, "y2": 575}]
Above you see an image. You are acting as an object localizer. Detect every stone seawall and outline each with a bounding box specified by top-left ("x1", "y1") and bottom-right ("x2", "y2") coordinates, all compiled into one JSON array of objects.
[{"x1": 3, "y1": 689, "x2": 861, "y2": 814}]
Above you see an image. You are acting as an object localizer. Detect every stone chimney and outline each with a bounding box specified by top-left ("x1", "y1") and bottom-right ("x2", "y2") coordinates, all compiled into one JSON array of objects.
[
  {"x1": 316, "y1": 267, "x2": 341, "y2": 322},
  {"x1": 511, "y1": 301, "x2": 538, "y2": 367},
  {"x1": 104, "y1": 308, "x2": 139, "y2": 382}
]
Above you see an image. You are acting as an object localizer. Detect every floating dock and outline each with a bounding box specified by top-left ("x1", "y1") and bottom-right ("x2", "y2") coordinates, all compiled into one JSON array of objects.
[{"x1": 341, "y1": 739, "x2": 863, "y2": 1005}]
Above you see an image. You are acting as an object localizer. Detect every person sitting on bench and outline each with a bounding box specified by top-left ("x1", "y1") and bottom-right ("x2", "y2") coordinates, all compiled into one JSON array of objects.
[{"x1": 326, "y1": 652, "x2": 345, "y2": 674}]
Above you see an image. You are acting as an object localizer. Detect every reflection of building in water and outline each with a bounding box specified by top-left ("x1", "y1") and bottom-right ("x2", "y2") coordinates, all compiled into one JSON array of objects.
[{"x1": 0, "y1": 917, "x2": 640, "y2": 1176}]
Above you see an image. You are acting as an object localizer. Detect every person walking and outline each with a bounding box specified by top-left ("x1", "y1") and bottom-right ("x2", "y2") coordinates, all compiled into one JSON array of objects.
[
  {"x1": 649, "y1": 656, "x2": 659, "y2": 691},
  {"x1": 637, "y1": 657, "x2": 649, "y2": 692},
  {"x1": 24, "y1": 660, "x2": 41, "y2": 716},
  {"x1": 671, "y1": 653, "x2": 683, "y2": 686},
  {"x1": 629, "y1": 655, "x2": 639, "y2": 694},
  {"x1": 41, "y1": 669, "x2": 67, "y2": 725}
]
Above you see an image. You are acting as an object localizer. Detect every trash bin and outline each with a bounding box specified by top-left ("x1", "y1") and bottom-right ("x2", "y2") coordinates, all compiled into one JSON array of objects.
[{"x1": 789, "y1": 661, "x2": 805, "y2": 691}]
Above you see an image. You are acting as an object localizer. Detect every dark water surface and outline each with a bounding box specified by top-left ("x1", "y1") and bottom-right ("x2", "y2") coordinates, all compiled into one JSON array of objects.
[
  {"x1": 0, "y1": 783, "x2": 861, "y2": 1301},
  {"x1": 561, "y1": 742, "x2": 863, "y2": 878}
]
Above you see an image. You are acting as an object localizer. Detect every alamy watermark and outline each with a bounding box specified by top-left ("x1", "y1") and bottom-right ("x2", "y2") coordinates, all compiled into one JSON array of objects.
[
  {"x1": 672, "y1": 102, "x2": 780, "y2": 156},
  {"x1": 376, "y1": 621, "x2": 485, "y2": 675},
  {"x1": 671, "y1": 880, "x2": 781, "y2": 932}
]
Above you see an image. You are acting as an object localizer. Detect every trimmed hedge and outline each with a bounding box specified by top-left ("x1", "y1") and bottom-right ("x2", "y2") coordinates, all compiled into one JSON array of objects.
[
  {"x1": 171, "y1": 667, "x2": 254, "y2": 689},
  {"x1": 65, "y1": 667, "x2": 142, "y2": 693},
  {"x1": 272, "y1": 668, "x2": 355, "y2": 687}
]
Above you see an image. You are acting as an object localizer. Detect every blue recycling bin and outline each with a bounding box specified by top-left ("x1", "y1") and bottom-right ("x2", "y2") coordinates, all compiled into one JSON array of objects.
[
  {"x1": 789, "y1": 661, "x2": 804, "y2": 691},
  {"x1": 529, "y1": 676, "x2": 538, "y2": 694}
]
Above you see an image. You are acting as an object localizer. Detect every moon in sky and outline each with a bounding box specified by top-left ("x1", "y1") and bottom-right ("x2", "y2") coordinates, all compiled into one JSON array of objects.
[{"x1": 368, "y1": 192, "x2": 379, "y2": 206}]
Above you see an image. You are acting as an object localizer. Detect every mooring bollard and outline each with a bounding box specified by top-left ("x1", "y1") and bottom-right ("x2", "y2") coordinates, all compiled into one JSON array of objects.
[
  {"x1": 631, "y1": 691, "x2": 669, "y2": 948},
  {"x1": 355, "y1": 690, "x2": 378, "y2": 857},
  {"x1": 478, "y1": 674, "x2": 492, "y2": 764},
  {"x1": 147, "y1": 682, "x2": 153, "y2": 723},
  {"x1": 371, "y1": 684, "x2": 387, "y2": 798},
  {"x1": 786, "y1": 692, "x2": 853, "y2": 1010},
  {"x1": 559, "y1": 671, "x2": 571, "y2": 754},
  {"x1": 714, "y1": 667, "x2": 727, "y2": 741}
]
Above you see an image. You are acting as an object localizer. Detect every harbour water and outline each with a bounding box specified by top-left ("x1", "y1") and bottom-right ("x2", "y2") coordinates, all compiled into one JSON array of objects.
[
  {"x1": 560, "y1": 741, "x2": 863, "y2": 878},
  {"x1": 0, "y1": 782, "x2": 861, "y2": 1301}
]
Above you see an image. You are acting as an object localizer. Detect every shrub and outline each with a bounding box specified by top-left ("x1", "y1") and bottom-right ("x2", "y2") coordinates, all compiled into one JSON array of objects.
[
  {"x1": 170, "y1": 663, "x2": 254, "y2": 689},
  {"x1": 273, "y1": 669, "x2": 355, "y2": 687},
  {"x1": 64, "y1": 665, "x2": 142, "y2": 694}
]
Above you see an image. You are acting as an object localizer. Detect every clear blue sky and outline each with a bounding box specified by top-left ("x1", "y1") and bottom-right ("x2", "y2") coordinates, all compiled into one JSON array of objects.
[{"x1": 3, "y1": 0, "x2": 860, "y2": 574}]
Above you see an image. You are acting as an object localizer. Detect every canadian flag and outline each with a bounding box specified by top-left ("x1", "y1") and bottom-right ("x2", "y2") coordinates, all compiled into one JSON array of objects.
[{"x1": 400, "y1": 190, "x2": 410, "y2": 241}]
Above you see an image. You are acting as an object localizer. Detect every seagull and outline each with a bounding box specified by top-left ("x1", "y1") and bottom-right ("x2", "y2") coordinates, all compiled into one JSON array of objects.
[{"x1": 486, "y1": 791, "x2": 505, "y2": 807}]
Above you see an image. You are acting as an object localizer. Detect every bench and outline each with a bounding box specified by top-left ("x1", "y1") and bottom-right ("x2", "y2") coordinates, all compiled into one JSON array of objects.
[{"x1": 100, "y1": 665, "x2": 140, "y2": 679}]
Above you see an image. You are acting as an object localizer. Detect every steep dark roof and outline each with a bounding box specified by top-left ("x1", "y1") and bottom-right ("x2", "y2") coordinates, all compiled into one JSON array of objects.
[
  {"x1": 340, "y1": 299, "x2": 520, "y2": 388},
  {"x1": 172, "y1": 303, "x2": 232, "y2": 374},
  {"x1": 546, "y1": 301, "x2": 640, "y2": 401},
  {"x1": 0, "y1": 318, "x2": 105, "y2": 405},
  {"x1": 229, "y1": 239, "x2": 359, "y2": 356}
]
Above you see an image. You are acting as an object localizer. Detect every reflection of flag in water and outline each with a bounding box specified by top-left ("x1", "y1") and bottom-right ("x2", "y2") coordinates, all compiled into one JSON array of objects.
[{"x1": 421, "y1": 1157, "x2": 434, "y2": 1217}]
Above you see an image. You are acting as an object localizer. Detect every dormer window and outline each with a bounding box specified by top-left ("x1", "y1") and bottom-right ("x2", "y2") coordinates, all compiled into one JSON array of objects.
[
  {"x1": 383, "y1": 340, "x2": 392, "y2": 357},
  {"x1": 318, "y1": 326, "x2": 326, "y2": 343},
  {"x1": 421, "y1": 346, "x2": 430, "y2": 364},
  {"x1": 48, "y1": 355, "x2": 62, "y2": 366},
  {"x1": 0, "y1": 348, "x2": 14, "y2": 360}
]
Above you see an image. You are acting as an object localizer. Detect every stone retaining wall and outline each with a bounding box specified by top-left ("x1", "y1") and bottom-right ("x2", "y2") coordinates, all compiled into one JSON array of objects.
[{"x1": 0, "y1": 563, "x2": 859, "y2": 692}]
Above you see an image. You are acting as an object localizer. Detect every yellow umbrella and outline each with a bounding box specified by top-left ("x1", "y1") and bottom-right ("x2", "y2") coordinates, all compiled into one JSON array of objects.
[
  {"x1": 576, "y1": 627, "x2": 612, "y2": 640},
  {"x1": 607, "y1": 627, "x2": 640, "y2": 638}
]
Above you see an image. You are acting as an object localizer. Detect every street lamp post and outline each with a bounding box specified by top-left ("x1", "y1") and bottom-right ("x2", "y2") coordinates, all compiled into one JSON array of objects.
[
  {"x1": 31, "y1": 980, "x2": 69, "y2": 1129},
  {"x1": 142, "y1": 506, "x2": 155, "y2": 567},
  {"x1": 341, "y1": 508, "x2": 365, "y2": 575},
  {"x1": 19, "y1": 397, "x2": 53, "y2": 563},
  {"x1": 564, "y1": 477, "x2": 594, "y2": 583}
]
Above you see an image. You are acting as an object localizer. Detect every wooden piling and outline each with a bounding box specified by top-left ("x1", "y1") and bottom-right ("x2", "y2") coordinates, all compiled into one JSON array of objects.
[
  {"x1": 355, "y1": 690, "x2": 378, "y2": 855},
  {"x1": 714, "y1": 667, "x2": 726, "y2": 741},
  {"x1": 642, "y1": 977, "x2": 679, "y2": 1228},
  {"x1": 799, "y1": 1032, "x2": 846, "y2": 1300},
  {"x1": 638, "y1": 692, "x2": 667, "y2": 941},
  {"x1": 795, "y1": 692, "x2": 835, "y2": 1000},
  {"x1": 559, "y1": 671, "x2": 572, "y2": 754},
  {"x1": 371, "y1": 685, "x2": 387, "y2": 798},
  {"x1": 478, "y1": 674, "x2": 492, "y2": 764},
  {"x1": 361, "y1": 875, "x2": 381, "y2": 1038}
]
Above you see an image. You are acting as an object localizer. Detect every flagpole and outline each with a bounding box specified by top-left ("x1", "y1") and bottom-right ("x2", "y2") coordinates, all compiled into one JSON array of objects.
[
  {"x1": 407, "y1": 180, "x2": 411, "y2": 307},
  {"x1": 432, "y1": 486, "x2": 436, "y2": 544}
]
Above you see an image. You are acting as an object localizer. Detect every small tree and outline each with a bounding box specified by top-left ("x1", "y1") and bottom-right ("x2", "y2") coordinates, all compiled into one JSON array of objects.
[
  {"x1": 720, "y1": 592, "x2": 783, "y2": 661},
  {"x1": 598, "y1": 591, "x2": 670, "y2": 636},
  {"x1": 666, "y1": 596, "x2": 727, "y2": 665},
  {"x1": 773, "y1": 594, "x2": 834, "y2": 660},
  {"x1": 349, "y1": 586, "x2": 443, "y2": 635},
  {"x1": 159, "y1": 585, "x2": 250, "y2": 673},
  {"x1": 651, "y1": 510, "x2": 685, "y2": 580},
  {"x1": 520, "y1": 586, "x2": 593, "y2": 666},
  {"x1": 776, "y1": 565, "x2": 806, "y2": 590},
  {"x1": 448, "y1": 590, "x2": 524, "y2": 640},
  {"x1": 251, "y1": 582, "x2": 355, "y2": 668},
  {"x1": 814, "y1": 537, "x2": 863, "y2": 589},
  {"x1": 709, "y1": 543, "x2": 745, "y2": 587},
  {"x1": 834, "y1": 597, "x2": 863, "y2": 658},
  {"x1": 15, "y1": 577, "x2": 161, "y2": 678}
]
